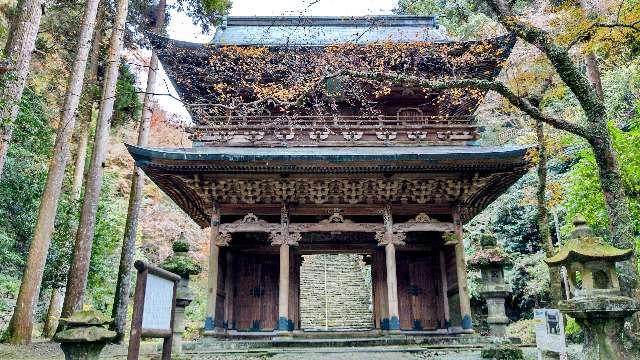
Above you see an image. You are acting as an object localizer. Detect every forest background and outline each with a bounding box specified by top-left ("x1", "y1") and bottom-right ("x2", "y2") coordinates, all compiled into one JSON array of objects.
[{"x1": 0, "y1": 0, "x2": 639, "y2": 343}]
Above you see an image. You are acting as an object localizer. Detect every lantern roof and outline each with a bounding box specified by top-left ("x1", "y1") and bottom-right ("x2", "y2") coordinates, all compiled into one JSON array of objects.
[{"x1": 545, "y1": 216, "x2": 633, "y2": 265}]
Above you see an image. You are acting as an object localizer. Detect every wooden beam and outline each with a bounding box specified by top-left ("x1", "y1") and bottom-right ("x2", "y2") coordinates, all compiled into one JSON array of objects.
[
  {"x1": 221, "y1": 221, "x2": 454, "y2": 233},
  {"x1": 219, "y1": 203, "x2": 455, "y2": 216}
]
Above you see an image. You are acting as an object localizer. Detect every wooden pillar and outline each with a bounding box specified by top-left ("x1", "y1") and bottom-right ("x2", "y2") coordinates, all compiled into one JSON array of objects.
[
  {"x1": 385, "y1": 242, "x2": 400, "y2": 330},
  {"x1": 278, "y1": 242, "x2": 290, "y2": 331},
  {"x1": 223, "y1": 250, "x2": 234, "y2": 330},
  {"x1": 376, "y1": 204, "x2": 404, "y2": 331},
  {"x1": 271, "y1": 203, "x2": 300, "y2": 332},
  {"x1": 453, "y1": 210, "x2": 472, "y2": 330},
  {"x1": 204, "y1": 202, "x2": 220, "y2": 331},
  {"x1": 439, "y1": 250, "x2": 450, "y2": 328}
]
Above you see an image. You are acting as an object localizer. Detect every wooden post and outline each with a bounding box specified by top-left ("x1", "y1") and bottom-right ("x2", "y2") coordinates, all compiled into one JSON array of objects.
[
  {"x1": 380, "y1": 204, "x2": 402, "y2": 331},
  {"x1": 439, "y1": 250, "x2": 450, "y2": 328},
  {"x1": 453, "y1": 210, "x2": 472, "y2": 330},
  {"x1": 277, "y1": 204, "x2": 291, "y2": 331},
  {"x1": 278, "y1": 242, "x2": 290, "y2": 331},
  {"x1": 205, "y1": 202, "x2": 220, "y2": 331},
  {"x1": 127, "y1": 261, "x2": 180, "y2": 360},
  {"x1": 384, "y1": 242, "x2": 400, "y2": 330},
  {"x1": 223, "y1": 250, "x2": 234, "y2": 330},
  {"x1": 127, "y1": 266, "x2": 147, "y2": 360}
]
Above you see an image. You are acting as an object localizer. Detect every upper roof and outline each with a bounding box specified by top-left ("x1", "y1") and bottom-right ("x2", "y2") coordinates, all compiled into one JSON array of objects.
[{"x1": 211, "y1": 15, "x2": 448, "y2": 46}]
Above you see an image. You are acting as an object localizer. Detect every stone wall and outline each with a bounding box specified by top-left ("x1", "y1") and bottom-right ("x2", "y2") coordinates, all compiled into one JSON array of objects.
[{"x1": 299, "y1": 254, "x2": 373, "y2": 330}]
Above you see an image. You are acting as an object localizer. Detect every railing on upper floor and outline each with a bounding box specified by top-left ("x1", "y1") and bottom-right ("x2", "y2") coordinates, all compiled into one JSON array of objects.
[{"x1": 188, "y1": 114, "x2": 479, "y2": 146}]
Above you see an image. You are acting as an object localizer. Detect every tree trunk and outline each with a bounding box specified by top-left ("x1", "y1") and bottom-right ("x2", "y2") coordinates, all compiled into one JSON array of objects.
[
  {"x1": 535, "y1": 120, "x2": 564, "y2": 305},
  {"x1": 71, "y1": 6, "x2": 104, "y2": 203},
  {"x1": 42, "y1": 288, "x2": 63, "y2": 339},
  {"x1": 585, "y1": 54, "x2": 604, "y2": 101},
  {"x1": 589, "y1": 127, "x2": 638, "y2": 297},
  {"x1": 61, "y1": 0, "x2": 131, "y2": 318},
  {"x1": 577, "y1": 0, "x2": 605, "y2": 101},
  {"x1": 0, "y1": 0, "x2": 44, "y2": 178},
  {"x1": 5, "y1": 0, "x2": 102, "y2": 344},
  {"x1": 111, "y1": 0, "x2": 166, "y2": 342},
  {"x1": 44, "y1": 11, "x2": 105, "y2": 338}
]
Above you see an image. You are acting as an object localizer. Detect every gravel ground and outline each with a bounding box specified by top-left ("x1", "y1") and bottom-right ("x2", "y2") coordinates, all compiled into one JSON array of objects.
[{"x1": 0, "y1": 341, "x2": 583, "y2": 360}]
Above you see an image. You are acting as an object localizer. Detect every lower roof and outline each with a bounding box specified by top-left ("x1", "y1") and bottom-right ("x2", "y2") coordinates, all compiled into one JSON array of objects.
[
  {"x1": 128, "y1": 144, "x2": 532, "y2": 163},
  {"x1": 127, "y1": 144, "x2": 534, "y2": 227}
]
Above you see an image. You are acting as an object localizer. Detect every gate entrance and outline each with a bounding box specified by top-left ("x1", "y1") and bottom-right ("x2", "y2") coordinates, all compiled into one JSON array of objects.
[{"x1": 299, "y1": 254, "x2": 373, "y2": 331}]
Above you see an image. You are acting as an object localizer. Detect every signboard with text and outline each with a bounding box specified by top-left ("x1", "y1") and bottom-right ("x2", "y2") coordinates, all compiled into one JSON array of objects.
[
  {"x1": 533, "y1": 308, "x2": 567, "y2": 360},
  {"x1": 128, "y1": 260, "x2": 181, "y2": 360}
]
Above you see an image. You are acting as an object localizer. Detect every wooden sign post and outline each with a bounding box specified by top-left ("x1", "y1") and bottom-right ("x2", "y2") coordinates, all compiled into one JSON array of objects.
[{"x1": 128, "y1": 260, "x2": 181, "y2": 360}]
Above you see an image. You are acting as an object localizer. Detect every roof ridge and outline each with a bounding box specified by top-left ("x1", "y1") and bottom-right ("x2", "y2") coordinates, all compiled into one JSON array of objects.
[{"x1": 222, "y1": 15, "x2": 439, "y2": 28}]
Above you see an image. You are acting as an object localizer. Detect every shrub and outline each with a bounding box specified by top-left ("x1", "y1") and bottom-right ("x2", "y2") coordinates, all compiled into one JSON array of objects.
[
  {"x1": 506, "y1": 319, "x2": 537, "y2": 344},
  {"x1": 481, "y1": 344, "x2": 524, "y2": 359},
  {"x1": 565, "y1": 316, "x2": 584, "y2": 344}
]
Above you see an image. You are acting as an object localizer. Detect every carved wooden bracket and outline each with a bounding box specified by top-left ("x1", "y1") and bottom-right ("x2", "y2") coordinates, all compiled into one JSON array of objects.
[
  {"x1": 269, "y1": 231, "x2": 301, "y2": 246},
  {"x1": 215, "y1": 232, "x2": 232, "y2": 247},
  {"x1": 375, "y1": 231, "x2": 406, "y2": 246}
]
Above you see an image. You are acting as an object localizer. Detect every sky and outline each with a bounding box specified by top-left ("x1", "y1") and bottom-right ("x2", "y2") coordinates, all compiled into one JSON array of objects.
[{"x1": 150, "y1": 0, "x2": 397, "y2": 122}]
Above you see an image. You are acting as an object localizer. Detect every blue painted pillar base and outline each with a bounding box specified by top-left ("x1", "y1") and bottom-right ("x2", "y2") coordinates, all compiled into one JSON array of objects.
[
  {"x1": 277, "y1": 316, "x2": 292, "y2": 331},
  {"x1": 388, "y1": 316, "x2": 400, "y2": 331},
  {"x1": 204, "y1": 316, "x2": 215, "y2": 331},
  {"x1": 462, "y1": 314, "x2": 473, "y2": 330}
]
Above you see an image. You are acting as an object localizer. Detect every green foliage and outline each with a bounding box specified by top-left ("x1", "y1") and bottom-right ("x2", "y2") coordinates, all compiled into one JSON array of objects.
[
  {"x1": 86, "y1": 171, "x2": 128, "y2": 312},
  {"x1": 565, "y1": 316, "x2": 584, "y2": 344},
  {"x1": 172, "y1": 238, "x2": 190, "y2": 253},
  {"x1": 394, "y1": 0, "x2": 492, "y2": 39},
  {"x1": 563, "y1": 120, "x2": 640, "y2": 240},
  {"x1": 509, "y1": 252, "x2": 551, "y2": 318},
  {"x1": 113, "y1": 63, "x2": 142, "y2": 127},
  {"x1": 175, "y1": 0, "x2": 232, "y2": 32},
  {"x1": 161, "y1": 254, "x2": 203, "y2": 277},
  {"x1": 481, "y1": 345, "x2": 524, "y2": 360},
  {"x1": 0, "y1": 88, "x2": 54, "y2": 275}
]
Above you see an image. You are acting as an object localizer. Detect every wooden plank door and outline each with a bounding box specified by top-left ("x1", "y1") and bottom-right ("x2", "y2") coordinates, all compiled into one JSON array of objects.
[
  {"x1": 397, "y1": 252, "x2": 442, "y2": 330},
  {"x1": 260, "y1": 256, "x2": 279, "y2": 331},
  {"x1": 234, "y1": 254, "x2": 261, "y2": 330}
]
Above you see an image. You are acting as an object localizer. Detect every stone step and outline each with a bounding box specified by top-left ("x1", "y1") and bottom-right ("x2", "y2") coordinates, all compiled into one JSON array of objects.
[{"x1": 185, "y1": 335, "x2": 497, "y2": 352}]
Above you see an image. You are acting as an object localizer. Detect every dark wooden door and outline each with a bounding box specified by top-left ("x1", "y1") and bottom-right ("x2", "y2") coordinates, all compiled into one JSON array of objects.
[
  {"x1": 397, "y1": 251, "x2": 441, "y2": 330},
  {"x1": 234, "y1": 254, "x2": 279, "y2": 331}
]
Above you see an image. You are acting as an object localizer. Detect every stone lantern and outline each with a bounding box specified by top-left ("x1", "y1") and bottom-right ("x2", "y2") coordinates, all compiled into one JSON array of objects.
[
  {"x1": 160, "y1": 233, "x2": 202, "y2": 353},
  {"x1": 545, "y1": 215, "x2": 639, "y2": 360},
  {"x1": 468, "y1": 231, "x2": 512, "y2": 337},
  {"x1": 53, "y1": 310, "x2": 116, "y2": 360}
]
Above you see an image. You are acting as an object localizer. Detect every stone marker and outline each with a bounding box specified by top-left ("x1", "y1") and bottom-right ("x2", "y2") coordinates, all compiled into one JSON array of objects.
[
  {"x1": 53, "y1": 310, "x2": 116, "y2": 360},
  {"x1": 545, "y1": 215, "x2": 640, "y2": 360},
  {"x1": 468, "y1": 231, "x2": 512, "y2": 337},
  {"x1": 160, "y1": 234, "x2": 201, "y2": 353}
]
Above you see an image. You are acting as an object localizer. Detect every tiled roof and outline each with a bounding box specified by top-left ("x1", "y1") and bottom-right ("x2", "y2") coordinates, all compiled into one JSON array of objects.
[{"x1": 211, "y1": 15, "x2": 449, "y2": 46}]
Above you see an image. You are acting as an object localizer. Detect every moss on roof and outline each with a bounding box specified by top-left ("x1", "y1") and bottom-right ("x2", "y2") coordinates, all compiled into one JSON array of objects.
[
  {"x1": 545, "y1": 215, "x2": 633, "y2": 265},
  {"x1": 545, "y1": 236, "x2": 633, "y2": 265},
  {"x1": 468, "y1": 246, "x2": 513, "y2": 269}
]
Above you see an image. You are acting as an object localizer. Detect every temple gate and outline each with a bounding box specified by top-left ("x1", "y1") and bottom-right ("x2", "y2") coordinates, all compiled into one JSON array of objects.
[{"x1": 127, "y1": 15, "x2": 532, "y2": 335}]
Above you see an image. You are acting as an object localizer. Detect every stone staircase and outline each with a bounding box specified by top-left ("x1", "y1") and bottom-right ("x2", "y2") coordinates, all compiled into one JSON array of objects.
[{"x1": 299, "y1": 254, "x2": 373, "y2": 330}]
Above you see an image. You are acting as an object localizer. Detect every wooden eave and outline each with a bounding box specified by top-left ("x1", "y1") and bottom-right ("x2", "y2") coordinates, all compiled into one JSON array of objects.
[{"x1": 128, "y1": 145, "x2": 533, "y2": 228}]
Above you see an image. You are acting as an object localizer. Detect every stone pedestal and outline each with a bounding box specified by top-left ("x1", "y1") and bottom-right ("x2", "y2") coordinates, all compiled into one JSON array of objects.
[
  {"x1": 53, "y1": 310, "x2": 116, "y2": 360},
  {"x1": 173, "y1": 276, "x2": 195, "y2": 353},
  {"x1": 160, "y1": 234, "x2": 202, "y2": 351},
  {"x1": 545, "y1": 216, "x2": 640, "y2": 360},
  {"x1": 560, "y1": 296, "x2": 639, "y2": 360},
  {"x1": 468, "y1": 231, "x2": 512, "y2": 337},
  {"x1": 485, "y1": 296, "x2": 510, "y2": 337}
]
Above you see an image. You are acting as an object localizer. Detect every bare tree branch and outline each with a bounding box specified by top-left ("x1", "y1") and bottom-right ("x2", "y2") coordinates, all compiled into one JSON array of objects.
[
  {"x1": 339, "y1": 69, "x2": 591, "y2": 139},
  {"x1": 483, "y1": 0, "x2": 606, "y2": 123}
]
